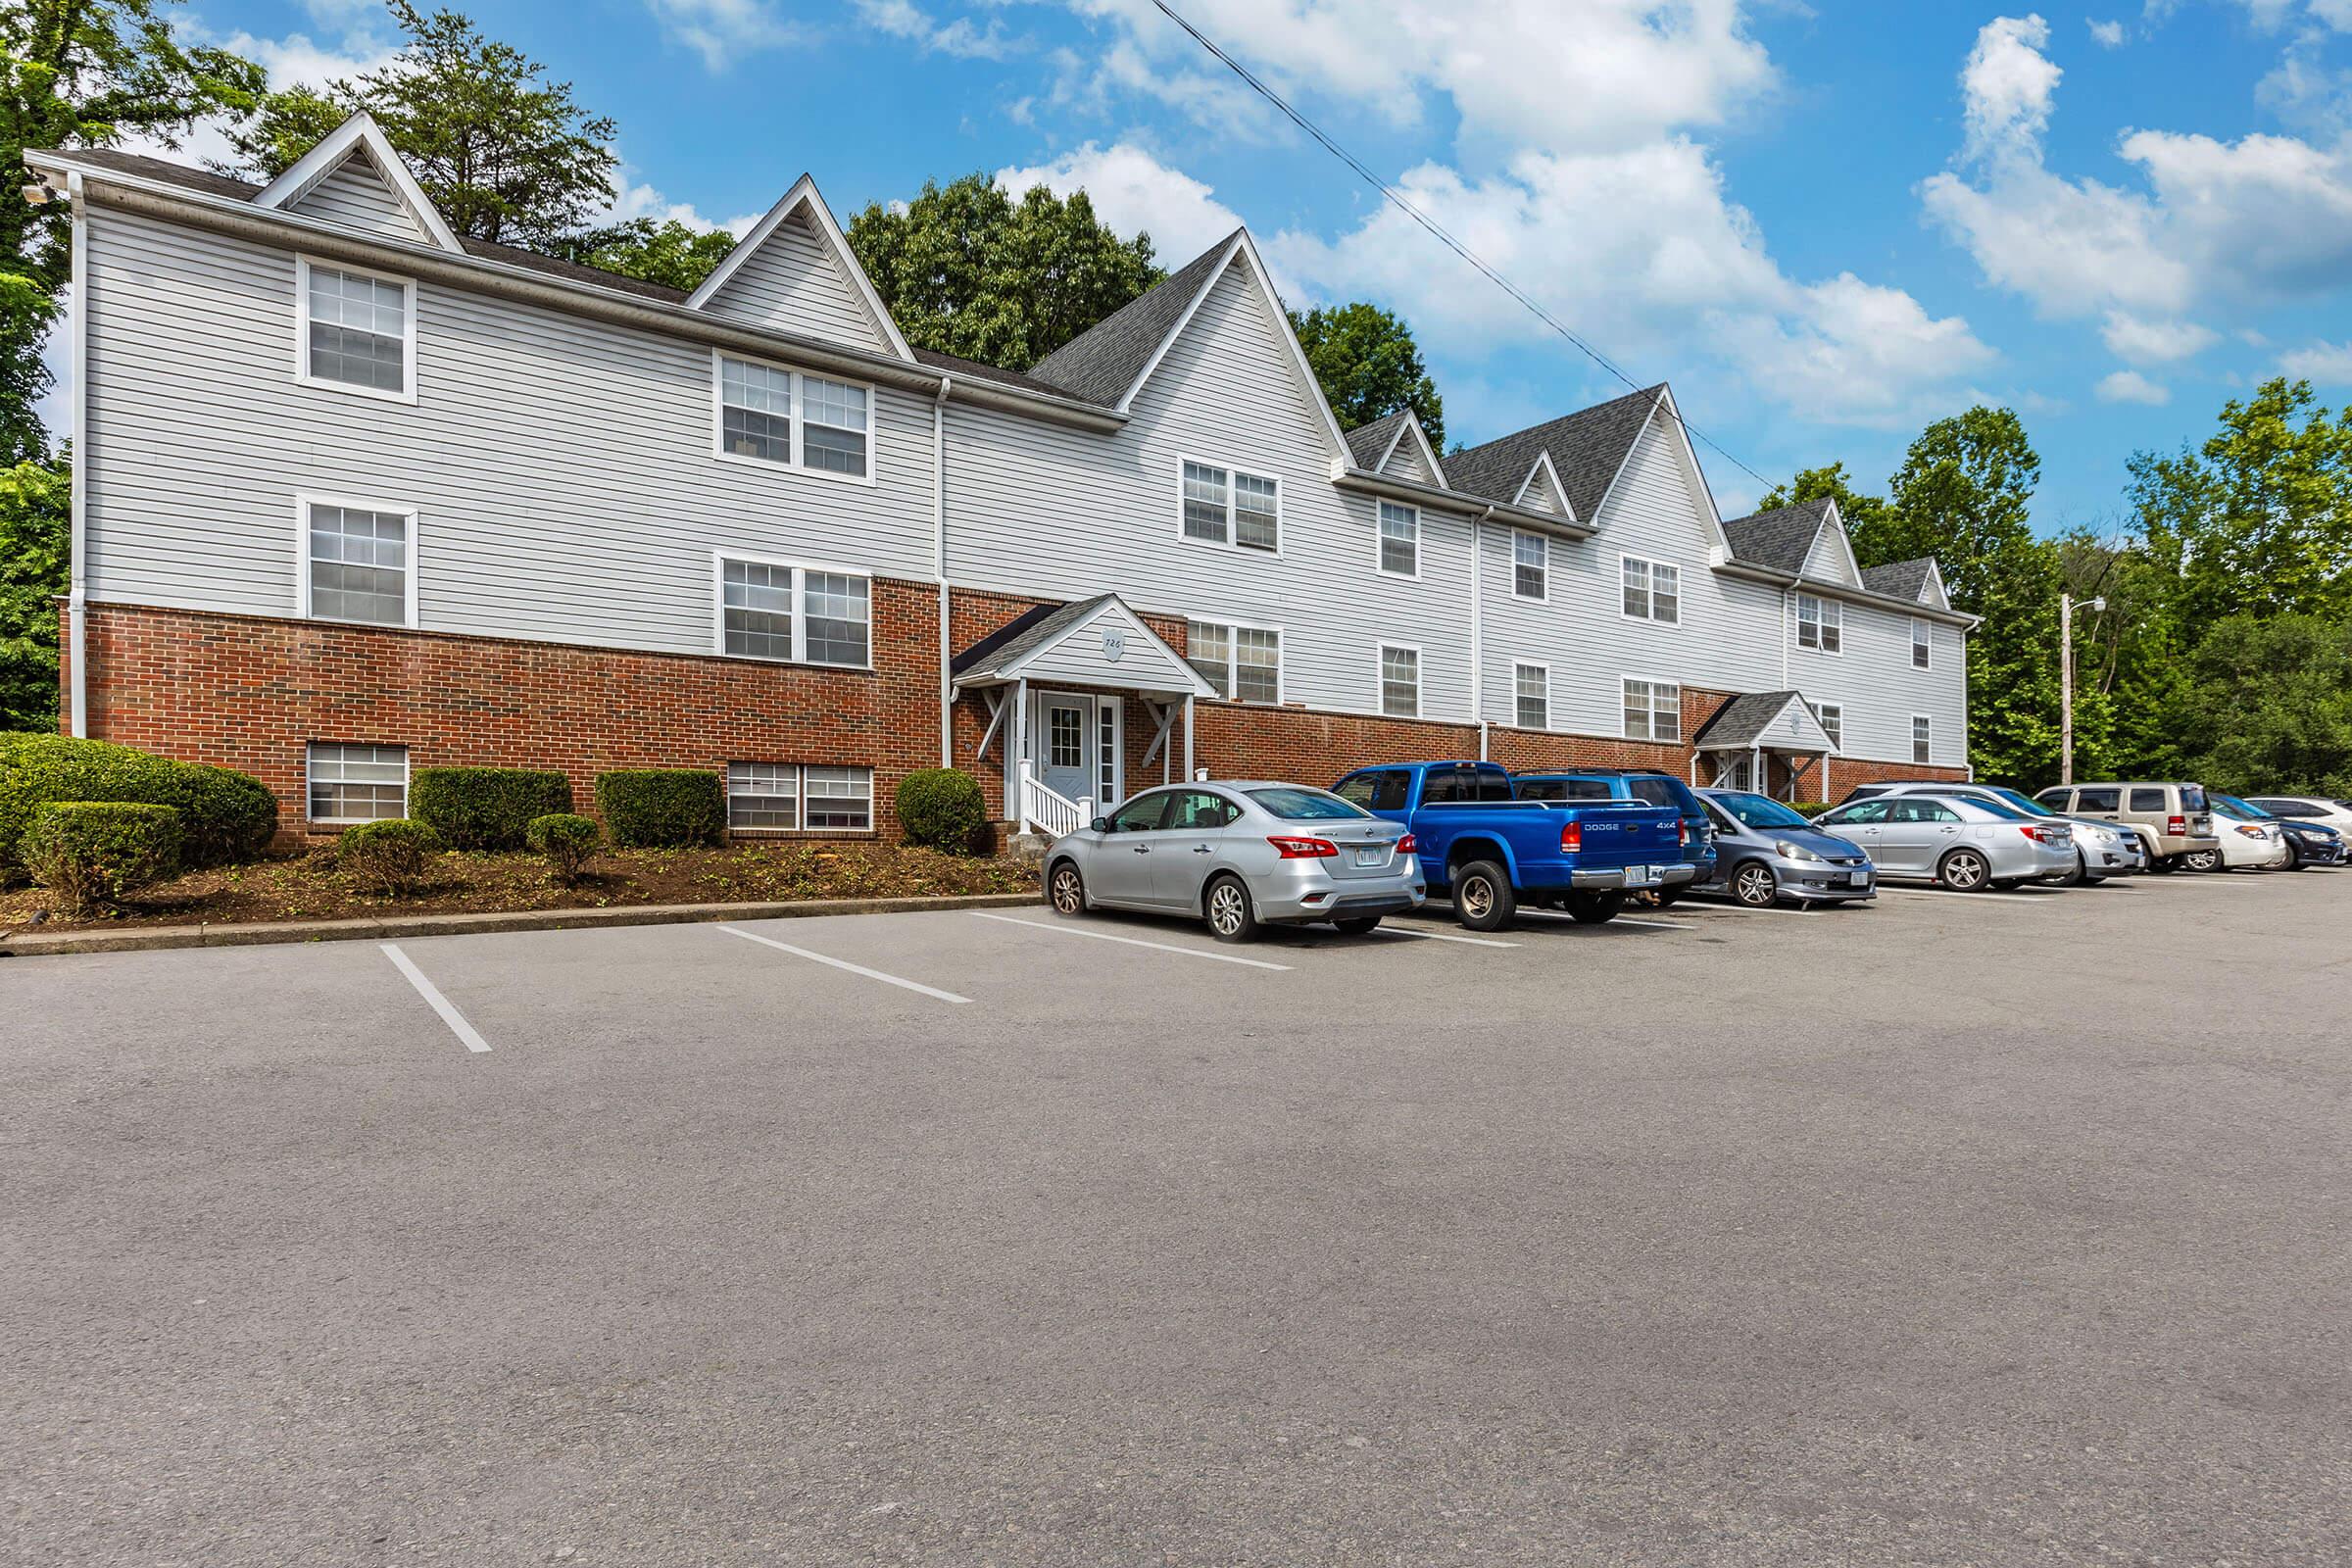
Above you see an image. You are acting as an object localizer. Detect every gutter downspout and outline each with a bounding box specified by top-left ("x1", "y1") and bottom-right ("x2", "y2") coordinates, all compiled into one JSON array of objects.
[
  {"x1": 1469, "y1": 514, "x2": 1485, "y2": 760},
  {"x1": 933, "y1": 376, "x2": 952, "y2": 768},
  {"x1": 67, "y1": 170, "x2": 88, "y2": 737}
]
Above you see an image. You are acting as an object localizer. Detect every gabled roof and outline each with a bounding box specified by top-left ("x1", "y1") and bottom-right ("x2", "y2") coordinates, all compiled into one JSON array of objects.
[
  {"x1": 1861, "y1": 559, "x2": 1936, "y2": 602},
  {"x1": 1692, "y1": 691, "x2": 1836, "y2": 753},
  {"x1": 684, "y1": 173, "x2": 913, "y2": 362},
  {"x1": 1343, "y1": 409, "x2": 1447, "y2": 487},
  {"x1": 1024, "y1": 235, "x2": 1240, "y2": 407},
  {"x1": 252, "y1": 113, "x2": 461, "y2": 253},
  {"x1": 1722, "y1": 497, "x2": 1838, "y2": 575},
  {"x1": 949, "y1": 593, "x2": 1214, "y2": 696},
  {"x1": 1512, "y1": 450, "x2": 1568, "y2": 514},
  {"x1": 1444, "y1": 384, "x2": 1666, "y2": 522}
]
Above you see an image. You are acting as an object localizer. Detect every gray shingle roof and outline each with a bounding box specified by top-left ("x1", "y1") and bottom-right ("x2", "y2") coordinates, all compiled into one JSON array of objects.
[
  {"x1": 1692, "y1": 691, "x2": 1816, "y2": 750},
  {"x1": 1721, "y1": 497, "x2": 1836, "y2": 575},
  {"x1": 1860, "y1": 559, "x2": 1935, "y2": 602},
  {"x1": 1444, "y1": 384, "x2": 1665, "y2": 520},
  {"x1": 950, "y1": 595, "x2": 1121, "y2": 682},
  {"x1": 1344, "y1": 411, "x2": 1411, "y2": 469},
  {"x1": 1022, "y1": 234, "x2": 1240, "y2": 407}
]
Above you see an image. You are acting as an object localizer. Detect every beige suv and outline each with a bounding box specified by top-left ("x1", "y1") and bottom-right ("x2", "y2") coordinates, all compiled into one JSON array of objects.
[{"x1": 2034, "y1": 782, "x2": 2220, "y2": 871}]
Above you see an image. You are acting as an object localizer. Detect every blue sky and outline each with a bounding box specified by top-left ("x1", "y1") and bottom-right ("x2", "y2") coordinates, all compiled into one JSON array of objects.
[{"x1": 156, "y1": 1, "x2": 2352, "y2": 528}]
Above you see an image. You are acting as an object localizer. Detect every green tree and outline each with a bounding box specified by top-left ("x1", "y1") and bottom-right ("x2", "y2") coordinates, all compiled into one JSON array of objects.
[
  {"x1": 1, "y1": 0, "x2": 263, "y2": 458},
  {"x1": 1287, "y1": 301, "x2": 1444, "y2": 449},
  {"x1": 0, "y1": 453, "x2": 68, "y2": 728},
  {"x1": 548, "y1": 217, "x2": 735, "y2": 291},
  {"x1": 847, "y1": 173, "x2": 1162, "y2": 371},
  {"x1": 2173, "y1": 614, "x2": 2352, "y2": 795},
  {"x1": 1758, "y1": 461, "x2": 1889, "y2": 535},
  {"x1": 217, "y1": 3, "x2": 616, "y2": 249}
]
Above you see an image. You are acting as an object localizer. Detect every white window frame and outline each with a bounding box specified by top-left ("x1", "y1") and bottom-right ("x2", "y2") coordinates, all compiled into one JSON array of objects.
[
  {"x1": 1796, "y1": 592, "x2": 1843, "y2": 655},
  {"x1": 1377, "y1": 501, "x2": 1420, "y2": 579},
  {"x1": 305, "y1": 742, "x2": 410, "y2": 824},
  {"x1": 294, "y1": 491, "x2": 419, "y2": 628},
  {"x1": 1173, "y1": 455, "x2": 1282, "y2": 555},
  {"x1": 710, "y1": 349, "x2": 878, "y2": 487},
  {"x1": 724, "y1": 761, "x2": 876, "y2": 834},
  {"x1": 1620, "y1": 554, "x2": 1682, "y2": 625},
  {"x1": 1378, "y1": 641, "x2": 1422, "y2": 718},
  {"x1": 1185, "y1": 617, "x2": 1284, "y2": 704},
  {"x1": 1622, "y1": 676, "x2": 1683, "y2": 743},
  {"x1": 1818, "y1": 703, "x2": 1843, "y2": 750},
  {"x1": 1511, "y1": 530, "x2": 1548, "y2": 601},
  {"x1": 1912, "y1": 713, "x2": 1934, "y2": 765},
  {"x1": 1912, "y1": 615, "x2": 1932, "y2": 669},
  {"x1": 293, "y1": 256, "x2": 417, "y2": 405},
  {"x1": 1513, "y1": 661, "x2": 1550, "y2": 730},
  {"x1": 711, "y1": 550, "x2": 874, "y2": 670}
]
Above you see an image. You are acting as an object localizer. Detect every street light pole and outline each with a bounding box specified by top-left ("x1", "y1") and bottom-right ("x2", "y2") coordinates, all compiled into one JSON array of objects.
[{"x1": 2060, "y1": 592, "x2": 2106, "y2": 787}]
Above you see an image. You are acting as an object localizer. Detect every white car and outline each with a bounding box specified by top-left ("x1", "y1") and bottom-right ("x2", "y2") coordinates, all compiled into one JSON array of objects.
[
  {"x1": 2242, "y1": 795, "x2": 2352, "y2": 835},
  {"x1": 2190, "y1": 795, "x2": 2291, "y2": 872}
]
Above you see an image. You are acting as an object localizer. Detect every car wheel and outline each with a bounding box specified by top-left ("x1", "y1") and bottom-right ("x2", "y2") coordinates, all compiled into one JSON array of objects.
[
  {"x1": 1451, "y1": 859, "x2": 1517, "y2": 932},
  {"x1": 1937, "y1": 847, "x2": 1991, "y2": 891},
  {"x1": 1566, "y1": 891, "x2": 1624, "y2": 924},
  {"x1": 1047, "y1": 859, "x2": 1086, "y2": 915},
  {"x1": 2063, "y1": 850, "x2": 2091, "y2": 887},
  {"x1": 2148, "y1": 856, "x2": 2178, "y2": 874},
  {"x1": 1333, "y1": 914, "x2": 1382, "y2": 936},
  {"x1": 1203, "y1": 873, "x2": 1259, "y2": 944},
  {"x1": 1732, "y1": 861, "x2": 1779, "y2": 907},
  {"x1": 2286, "y1": 843, "x2": 2310, "y2": 870},
  {"x1": 2181, "y1": 849, "x2": 2223, "y2": 873}
]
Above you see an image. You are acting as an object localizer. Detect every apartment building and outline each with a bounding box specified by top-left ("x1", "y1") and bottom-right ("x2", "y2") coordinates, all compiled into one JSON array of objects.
[{"x1": 29, "y1": 115, "x2": 1972, "y2": 841}]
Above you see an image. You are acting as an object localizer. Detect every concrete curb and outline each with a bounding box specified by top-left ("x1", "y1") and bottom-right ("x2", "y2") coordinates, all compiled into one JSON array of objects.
[{"x1": 0, "y1": 891, "x2": 1043, "y2": 958}]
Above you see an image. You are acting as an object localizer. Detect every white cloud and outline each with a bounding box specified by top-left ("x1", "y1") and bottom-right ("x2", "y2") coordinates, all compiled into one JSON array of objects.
[
  {"x1": 2088, "y1": 18, "x2": 2128, "y2": 46},
  {"x1": 2096, "y1": 368, "x2": 2171, "y2": 404},
  {"x1": 2100, "y1": 311, "x2": 2221, "y2": 362},
  {"x1": 1960, "y1": 14, "x2": 2063, "y2": 162},
  {"x1": 854, "y1": 0, "x2": 1019, "y2": 60},
  {"x1": 2278, "y1": 337, "x2": 2352, "y2": 379},
  {"x1": 642, "y1": 0, "x2": 811, "y2": 71},
  {"x1": 996, "y1": 142, "x2": 1247, "y2": 266}
]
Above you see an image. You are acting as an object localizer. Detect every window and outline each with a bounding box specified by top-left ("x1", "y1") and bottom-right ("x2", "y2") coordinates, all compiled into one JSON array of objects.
[
  {"x1": 1622, "y1": 557, "x2": 1681, "y2": 623},
  {"x1": 1818, "y1": 703, "x2": 1842, "y2": 749},
  {"x1": 1378, "y1": 501, "x2": 1419, "y2": 576},
  {"x1": 1337, "y1": 770, "x2": 1411, "y2": 810},
  {"x1": 1797, "y1": 593, "x2": 1842, "y2": 653},
  {"x1": 1519, "y1": 777, "x2": 1612, "y2": 801},
  {"x1": 299, "y1": 260, "x2": 411, "y2": 399},
  {"x1": 307, "y1": 743, "x2": 407, "y2": 822},
  {"x1": 1186, "y1": 619, "x2": 1280, "y2": 703},
  {"x1": 714, "y1": 354, "x2": 873, "y2": 480},
  {"x1": 1912, "y1": 714, "x2": 1934, "y2": 764},
  {"x1": 1890, "y1": 799, "x2": 1957, "y2": 824},
  {"x1": 1380, "y1": 644, "x2": 1419, "y2": 716},
  {"x1": 1424, "y1": 769, "x2": 1512, "y2": 804},
  {"x1": 1178, "y1": 461, "x2": 1279, "y2": 551},
  {"x1": 1107, "y1": 791, "x2": 1173, "y2": 832},
  {"x1": 1623, "y1": 678, "x2": 1681, "y2": 742},
  {"x1": 2075, "y1": 787, "x2": 2119, "y2": 811},
  {"x1": 1048, "y1": 707, "x2": 1084, "y2": 769},
  {"x1": 1513, "y1": 531, "x2": 1547, "y2": 599},
  {"x1": 303, "y1": 498, "x2": 412, "y2": 626},
  {"x1": 1912, "y1": 616, "x2": 1932, "y2": 669},
  {"x1": 1168, "y1": 791, "x2": 1241, "y2": 829},
  {"x1": 717, "y1": 557, "x2": 870, "y2": 666},
  {"x1": 2129, "y1": 787, "x2": 2167, "y2": 812},
  {"x1": 1513, "y1": 662, "x2": 1549, "y2": 729},
  {"x1": 725, "y1": 762, "x2": 873, "y2": 832},
  {"x1": 1821, "y1": 800, "x2": 1888, "y2": 826}
]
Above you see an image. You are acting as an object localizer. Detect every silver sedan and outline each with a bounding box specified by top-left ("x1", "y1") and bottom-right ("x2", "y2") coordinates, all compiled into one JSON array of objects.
[
  {"x1": 1813, "y1": 794, "x2": 2078, "y2": 890},
  {"x1": 1043, "y1": 781, "x2": 1426, "y2": 942}
]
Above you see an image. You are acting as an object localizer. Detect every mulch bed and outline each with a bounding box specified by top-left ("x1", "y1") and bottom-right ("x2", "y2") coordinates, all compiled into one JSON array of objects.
[{"x1": 0, "y1": 842, "x2": 1037, "y2": 933}]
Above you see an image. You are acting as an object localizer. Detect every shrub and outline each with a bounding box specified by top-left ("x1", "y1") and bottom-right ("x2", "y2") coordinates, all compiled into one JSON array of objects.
[
  {"x1": 21, "y1": 802, "x2": 183, "y2": 912},
  {"x1": 595, "y1": 768, "x2": 723, "y2": 848},
  {"x1": 336, "y1": 818, "x2": 442, "y2": 896},
  {"x1": 0, "y1": 733, "x2": 276, "y2": 870},
  {"x1": 897, "y1": 767, "x2": 986, "y2": 852},
  {"x1": 525, "y1": 811, "x2": 600, "y2": 883},
  {"x1": 410, "y1": 766, "x2": 572, "y2": 851}
]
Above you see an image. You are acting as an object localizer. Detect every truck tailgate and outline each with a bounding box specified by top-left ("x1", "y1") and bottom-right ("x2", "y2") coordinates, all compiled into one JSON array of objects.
[{"x1": 1566, "y1": 804, "x2": 1681, "y2": 867}]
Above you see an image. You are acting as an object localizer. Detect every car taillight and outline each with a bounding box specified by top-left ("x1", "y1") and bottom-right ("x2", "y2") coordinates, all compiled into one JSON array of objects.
[
  {"x1": 1678, "y1": 818, "x2": 1690, "y2": 847},
  {"x1": 1267, "y1": 835, "x2": 1339, "y2": 858},
  {"x1": 1560, "y1": 820, "x2": 1582, "y2": 853},
  {"x1": 1396, "y1": 834, "x2": 1416, "y2": 858},
  {"x1": 2168, "y1": 814, "x2": 2187, "y2": 836}
]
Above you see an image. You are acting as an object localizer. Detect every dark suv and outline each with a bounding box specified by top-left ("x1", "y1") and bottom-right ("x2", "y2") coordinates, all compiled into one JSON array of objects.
[{"x1": 1511, "y1": 767, "x2": 1717, "y2": 903}]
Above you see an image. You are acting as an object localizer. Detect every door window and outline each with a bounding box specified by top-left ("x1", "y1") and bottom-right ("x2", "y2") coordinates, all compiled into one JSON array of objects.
[
  {"x1": 1370, "y1": 772, "x2": 1409, "y2": 810},
  {"x1": 1889, "y1": 799, "x2": 1957, "y2": 823},
  {"x1": 1108, "y1": 793, "x2": 1173, "y2": 832},
  {"x1": 1821, "y1": 800, "x2": 1888, "y2": 826},
  {"x1": 1167, "y1": 791, "x2": 1239, "y2": 830},
  {"x1": 1520, "y1": 778, "x2": 1613, "y2": 801},
  {"x1": 2074, "y1": 787, "x2": 2119, "y2": 811},
  {"x1": 1048, "y1": 705, "x2": 1084, "y2": 769},
  {"x1": 2129, "y1": 788, "x2": 2167, "y2": 812}
]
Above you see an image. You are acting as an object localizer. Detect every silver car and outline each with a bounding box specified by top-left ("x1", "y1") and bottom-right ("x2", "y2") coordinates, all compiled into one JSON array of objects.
[
  {"x1": 1812, "y1": 793, "x2": 2078, "y2": 891},
  {"x1": 1861, "y1": 781, "x2": 2141, "y2": 882},
  {"x1": 1693, "y1": 790, "x2": 1876, "y2": 906},
  {"x1": 1043, "y1": 780, "x2": 1425, "y2": 943}
]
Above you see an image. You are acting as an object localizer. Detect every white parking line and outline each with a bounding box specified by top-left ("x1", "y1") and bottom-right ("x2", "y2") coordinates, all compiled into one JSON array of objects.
[
  {"x1": 1875, "y1": 886, "x2": 2060, "y2": 904},
  {"x1": 1368, "y1": 925, "x2": 1521, "y2": 949},
  {"x1": 972, "y1": 911, "x2": 1293, "y2": 970},
  {"x1": 1513, "y1": 908, "x2": 1690, "y2": 931},
  {"x1": 380, "y1": 944, "x2": 491, "y2": 1054},
  {"x1": 718, "y1": 925, "x2": 971, "y2": 1004}
]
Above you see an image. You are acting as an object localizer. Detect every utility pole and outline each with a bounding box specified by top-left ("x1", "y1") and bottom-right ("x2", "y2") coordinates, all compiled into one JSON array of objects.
[{"x1": 2060, "y1": 593, "x2": 2105, "y2": 786}]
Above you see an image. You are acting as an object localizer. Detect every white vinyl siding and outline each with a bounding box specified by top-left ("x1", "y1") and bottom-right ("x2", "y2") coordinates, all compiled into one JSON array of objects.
[
  {"x1": 716, "y1": 556, "x2": 870, "y2": 667},
  {"x1": 1512, "y1": 531, "x2": 1546, "y2": 600},
  {"x1": 286, "y1": 155, "x2": 431, "y2": 243},
  {"x1": 1623, "y1": 678, "x2": 1680, "y2": 742},
  {"x1": 1378, "y1": 501, "x2": 1419, "y2": 577},
  {"x1": 715, "y1": 353, "x2": 873, "y2": 481},
  {"x1": 725, "y1": 761, "x2": 873, "y2": 832},
  {"x1": 1380, "y1": 644, "x2": 1419, "y2": 717},
  {"x1": 302, "y1": 497, "x2": 413, "y2": 626},
  {"x1": 298, "y1": 259, "x2": 412, "y2": 400},
  {"x1": 1621, "y1": 555, "x2": 1680, "y2": 623},
  {"x1": 1187, "y1": 618, "x2": 1280, "y2": 703},
  {"x1": 1797, "y1": 593, "x2": 1842, "y2": 653},
  {"x1": 1179, "y1": 459, "x2": 1279, "y2": 552},
  {"x1": 697, "y1": 206, "x2": 898, "y2": 353},
  {"x1": 308, "y1": 743, "x2": 408, "y2": 822},
  {"x1": 1513, "y1": 662, "x2": 1549, "y2": 729}
]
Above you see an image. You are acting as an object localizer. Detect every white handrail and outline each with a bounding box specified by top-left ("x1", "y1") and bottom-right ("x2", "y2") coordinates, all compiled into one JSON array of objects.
[{"x1": 1017, "y1": 762, "x2": 1090, "y2": 841}]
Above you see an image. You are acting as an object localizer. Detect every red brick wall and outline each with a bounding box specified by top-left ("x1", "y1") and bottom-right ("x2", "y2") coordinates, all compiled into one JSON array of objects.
[{"x1": 76, "y1": 587, "x2": 942, "y2": 839}]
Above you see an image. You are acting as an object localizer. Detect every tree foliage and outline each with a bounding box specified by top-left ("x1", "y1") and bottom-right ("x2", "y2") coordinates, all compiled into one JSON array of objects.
[
  {"x1": 547, "y1": 217, "x2": 736, "y2": 291},
  {"x1": 0, "y1": 454, "x2": 67, "y2": 729},
  {"x1": 847, "y1": 173, "x2": 1163, "y2": 372},
  {"x1": 216, "y1": 2, "x2": 616, "y2": 248},
  {"x1": 1287, "y1": 301, "x2": 1445, "y2": 449},
  {"x1": 1, "y1": 0, "x2": 263, "y2": 458}
]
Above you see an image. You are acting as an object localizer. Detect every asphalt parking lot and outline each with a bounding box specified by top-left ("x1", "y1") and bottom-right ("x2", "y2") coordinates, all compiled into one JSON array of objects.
[{"x1": 5, "y1": 869, "x2": 2349, "y2": 1566}]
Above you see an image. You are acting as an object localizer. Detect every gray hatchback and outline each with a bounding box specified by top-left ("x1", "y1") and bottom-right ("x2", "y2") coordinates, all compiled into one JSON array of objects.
[
  {"x1": 1043, "y1": 781, "x2": 1426, "y2": 943},
  {"x1": 1694, "y1": 790, "x2": 1877, "y2": 906}
]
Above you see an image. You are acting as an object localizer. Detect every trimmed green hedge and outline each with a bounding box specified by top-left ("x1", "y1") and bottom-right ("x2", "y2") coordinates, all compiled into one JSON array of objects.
[
  {"x1": 0, "y1": 732, "x2": 276, "y2": 871},
  {"x1": 525, "y1": 811, "x2": 600, "y2": 882},
  {"x1": 337, "y1": 817, "x2": 442, "y2": 896},
  {"x1": 595, "y1": 768, "x2": 723, "y2": 848},
  {"x1": 22, "y1": 801, "x2": 183, "y2": 911},
  {"x1": 410, "y1": 766, "x2": 572, "y2": 851},
  {"x1": 896, "y1": 767, "x2": 986, "y2": 852}
]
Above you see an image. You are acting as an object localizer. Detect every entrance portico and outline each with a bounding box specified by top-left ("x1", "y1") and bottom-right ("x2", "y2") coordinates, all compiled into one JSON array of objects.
[
  {"x1": 1691, "y1": 690, "x2": 1839, "y2": 804},
  {"x1": 951, "y1": 594, "x2": 1217, "y2": 837}
]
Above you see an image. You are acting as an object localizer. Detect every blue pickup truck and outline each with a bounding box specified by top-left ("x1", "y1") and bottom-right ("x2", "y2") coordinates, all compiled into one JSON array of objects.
[
  {"x1": 1512, "y1": 768, "x2": 1718, "y2": 905},
  {"x1": 1331, "y1": 760, "x2": 1685, "y2": 930}
]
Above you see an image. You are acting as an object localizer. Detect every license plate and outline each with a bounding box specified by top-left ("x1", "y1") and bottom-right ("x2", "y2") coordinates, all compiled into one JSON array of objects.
[
  {"x1": 1623, "y1": 864, "x2": 1658, "y2": 887},
  {"x1": 1352, "y1": 847, "x2": 1386, "y2": 867},
  {"x1": 1845, "y1": 872, "x2": 1870, "y2": 888}
]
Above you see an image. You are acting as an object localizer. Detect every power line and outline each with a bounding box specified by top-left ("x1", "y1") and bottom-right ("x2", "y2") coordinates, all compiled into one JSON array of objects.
[{"x1": 1144, "y1": 0, "x2": 1777, "y2": 493}]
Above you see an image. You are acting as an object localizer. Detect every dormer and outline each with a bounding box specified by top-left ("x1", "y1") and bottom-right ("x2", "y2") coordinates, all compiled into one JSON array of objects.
[
  {"x1": 686, "y1": 175, "x2": 913, "y2": 361},
  {"x1": 253, "y1": 113, "x2": 463, "y2": 252}
]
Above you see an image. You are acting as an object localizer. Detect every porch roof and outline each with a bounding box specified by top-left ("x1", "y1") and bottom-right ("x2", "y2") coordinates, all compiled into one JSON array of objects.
[
  {"x1": 951, "y1": 593, "x2": 1215, "y2": 698},
  {"x1": 1691, "y1": 690, "x2": 1838, "y2": 754}
]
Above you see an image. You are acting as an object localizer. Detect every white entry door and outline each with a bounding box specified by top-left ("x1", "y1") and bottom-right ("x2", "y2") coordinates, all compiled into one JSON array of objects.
[{"x1": 1039, "y1": 696, "x2": 1092, "y2": 805}]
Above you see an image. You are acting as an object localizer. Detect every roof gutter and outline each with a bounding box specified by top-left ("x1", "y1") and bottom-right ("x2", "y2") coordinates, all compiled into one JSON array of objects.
[
  {"x1": 1711, "y1": 555, "x2": 1979, "y2": 629},
  {"x1": 1332, "y1": 465, "x2": 1593, "y2": 540},
  {"x1": 29, "y1": 150, "x2": 1125, "y2": 435}
]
